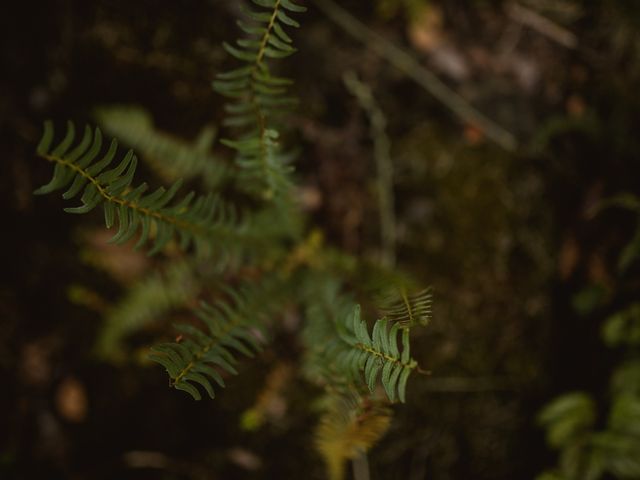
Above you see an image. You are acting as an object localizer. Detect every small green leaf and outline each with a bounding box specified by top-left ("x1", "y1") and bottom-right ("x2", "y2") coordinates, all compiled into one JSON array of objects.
[
  {"x1": 37, "y1": 121, "x2": 54, "y2": 155},
  {"x1": 175, "y1": 381, "x2": 202, "y2": 401},
  {"x1": 276, "y1": 9, "x2": 300, "y2": 27},
  {"x1": 51, "y1": 121, "x2": 75, "y2": 157},
  {"x1": 398, "y1": 367, "x2": 412, "y2": 403},
  {"x1": 281, "y1": 0, "x2": 306, "y2": 13},
  {"x1": 272, "y1": 23, "x2": 292, "y2": 43}
]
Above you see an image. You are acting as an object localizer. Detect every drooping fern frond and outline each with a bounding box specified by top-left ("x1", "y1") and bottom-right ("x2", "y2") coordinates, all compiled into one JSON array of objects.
[
  {"x1": 95, "y1": 105, "x2": 230, "y2": 189},
  {"x1": 377, "y1": 286, "x2": 433, "y2": 328},
  {"x1": 35, "y1": 121, "x2": 258, "y2": 258},
  {"x1": 150, "y1": 277, "x2": 287, "y2": 400},
  {"x1": 213, "y1": 0, "x2": 306, "y2": 199},
  {"x1": 335, "y1": 305, "x2": 418, "y2": 403},
  {"x1": 315, "y1": 391, "x2": 392, "y2": 480},
  {"x1": 150, "y1": 303, "x2": 261, "y2": 401}
]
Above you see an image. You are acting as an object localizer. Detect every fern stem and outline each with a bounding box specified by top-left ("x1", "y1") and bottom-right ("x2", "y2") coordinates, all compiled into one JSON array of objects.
[
  {"x1": 255, "y1": 0, "x2": 281, "y2": 66},
  {"x1": 399, "y1": 289, "x2": 414, "y2": 325},
  {"x1": 249, "y1": 0, "x2": 283, "y2": 197},
  {"x1": 355, "y1": 343, "x2": 416, "y2": 369}
]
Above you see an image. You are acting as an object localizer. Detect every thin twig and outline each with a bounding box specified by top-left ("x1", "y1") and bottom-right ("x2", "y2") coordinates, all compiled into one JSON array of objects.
[
  {"x1": 343, "y1": 71, "x2": 396, "y2": 268},
  {"x1": 314, "y1": 0, "x2": 518, "y2": 151},
  {"x1": 507, "y1": 3, "x2": 578, "y2": 49}
]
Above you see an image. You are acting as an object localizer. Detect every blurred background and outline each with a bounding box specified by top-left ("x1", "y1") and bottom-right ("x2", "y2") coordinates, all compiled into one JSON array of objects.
[{"x1": 2, "y1": 0, "x2": 640, "y2": 478}]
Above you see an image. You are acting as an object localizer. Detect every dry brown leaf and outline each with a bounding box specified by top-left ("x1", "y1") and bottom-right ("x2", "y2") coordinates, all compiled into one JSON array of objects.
[{"x1": 55, "y1": 377, "x2": 88, "y2": 423}]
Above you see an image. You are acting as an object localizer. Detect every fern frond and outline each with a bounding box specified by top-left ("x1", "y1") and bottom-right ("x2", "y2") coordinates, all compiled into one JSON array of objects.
[
  {"x1": 335, "y1": 305, "x2": 418, "y2": 403},
  {"x1": 95, "y1": 105, "x2": 230, "y2": 189},
  {"x1": 35, "y1": 121, "x2": 258, "y2": 258},
  {"x1": 213, "y1": 0, "x2": 306, "y2": 199},
  {"x1": 150, "y1": 277, "x2": 287, "y2": 400},
  {"x1": 315, "y1": 391, "x2": 392, "y2": 480},
  {"x1": 377, "y1": 286, "x2": 433, "y2": 328},
  {"x1": 150, "y1": 305, "x2": 261, "y2": 401}
]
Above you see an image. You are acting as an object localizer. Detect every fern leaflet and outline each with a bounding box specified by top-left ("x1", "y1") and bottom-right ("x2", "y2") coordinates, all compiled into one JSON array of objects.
[
  {"x1": 336, "y1": 305, "x2": 418, "y2": 403},
  {"x1": 150, "y1": 305, "x2": 260, "y2": 400}
]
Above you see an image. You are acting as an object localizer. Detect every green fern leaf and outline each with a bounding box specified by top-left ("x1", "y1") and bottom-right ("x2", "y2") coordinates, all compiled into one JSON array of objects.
[
  {"x1": 151, "y1": 301, "x2": 263, "y2": 400},
  {"x1": 35, "y1": 122, "x2": 262, "y2": 260},
  {"x1": 213, "y1": 0, "x2": 305, "y2": 200},
  {"x1": 149, "y1": 276, "x2": 289, "y2": 400},
  {"x1": 335, "y1": 305, "x2": 418, "y2": 403}
]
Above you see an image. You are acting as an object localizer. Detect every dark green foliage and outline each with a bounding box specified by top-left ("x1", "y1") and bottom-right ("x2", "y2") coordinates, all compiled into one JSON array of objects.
[
  {"x1": 300, "y1": 275, "x2": 426, "y2": 404},
  {"x1": 301, "y1": 276, "x2": 356, "y2": 385},
  {"x1": 33, "y1": 0, "x2": 320, "y2": 403},
  {"x1": 150, "y1": 279, "x2": 282, "y2": 400},
  {"x1": 602, "y1": 303, "x2": 640, "y2": 347},
  {"x1": 612, "y1": 361, "x2": 640, "y2": 397},
  {"x1": 33, "y1": 0, "x2": 429, "y2": 407},
  {"x1": 335, "y1": 305, "x2": 418, "y2": 403},
  {"x1": 35, "y1": 121, "x2": 259, "y2": 259},
  {"x1": 539, "y1": 393, "x2": 596, "y2": 449},
  {"x1": 32, "y1": 2, "x2": 430, "y2": 474},
  {"x1": 538, "y1": 384, "x2": 640, "y2": 479},
  {"x1": 213, "y1": 0, "x2": 306, "y2": 199},
  {"x1": 538, "y1": 194, "x2": 640, "y2": 479}
]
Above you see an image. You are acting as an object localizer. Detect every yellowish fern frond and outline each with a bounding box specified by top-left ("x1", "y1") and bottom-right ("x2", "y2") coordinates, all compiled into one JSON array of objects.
[
  {"x1": 378, "y1": 286, "x2": 433, "y2": 328},
  {"x1": 315, "y1": 392, "x2": 392, "y2": 480}
]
